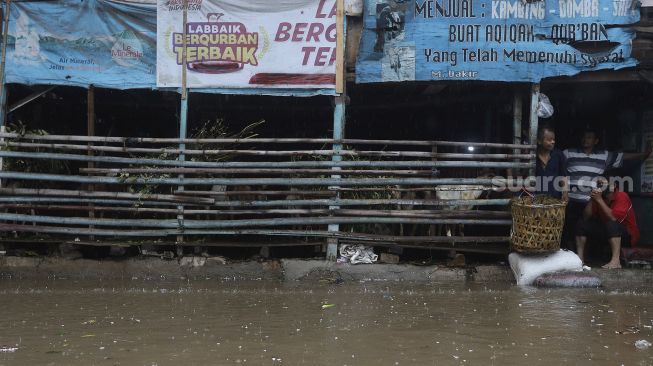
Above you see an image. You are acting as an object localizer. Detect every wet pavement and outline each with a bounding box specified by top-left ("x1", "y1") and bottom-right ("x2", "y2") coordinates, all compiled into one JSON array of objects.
[{"x1": 0, "y1": 279, "x2": 652, "y2": 366}]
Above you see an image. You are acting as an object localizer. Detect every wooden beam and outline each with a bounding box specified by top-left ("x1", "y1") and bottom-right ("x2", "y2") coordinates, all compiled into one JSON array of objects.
[{"x1": 336, "y1": 0, "x2": 345, "y2": 94}]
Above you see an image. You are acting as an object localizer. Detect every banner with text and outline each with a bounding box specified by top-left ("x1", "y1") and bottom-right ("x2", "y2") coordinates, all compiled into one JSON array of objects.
[
  {"x1": 356, "y1": 0, "x2": 640, "y2": 82},
  {"x1": 156, "y1": 0, "x2": 337, "y2": 89},
  {"x1": 5, "y1": 0, "x2": 156, "y2": 89}
]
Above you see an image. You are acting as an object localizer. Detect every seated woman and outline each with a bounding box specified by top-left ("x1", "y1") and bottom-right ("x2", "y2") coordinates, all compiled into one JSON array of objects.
[{"x1": 575, "y1": 178, "x2": 639, "y2": 269}]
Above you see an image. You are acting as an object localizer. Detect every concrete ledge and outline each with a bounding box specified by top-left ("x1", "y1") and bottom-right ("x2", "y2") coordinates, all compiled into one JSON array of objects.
[
  {"x1": 0, "y1": 256, "x2": 282, "y2": 281},
  {"x1": 0, "y1": 256, "x2": 650, "y2": 290}
]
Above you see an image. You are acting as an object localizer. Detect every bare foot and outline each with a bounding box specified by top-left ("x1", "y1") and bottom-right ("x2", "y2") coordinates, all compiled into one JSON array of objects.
[{"x1": 602, "y1": 262, "x2": 622, "y2": 269}]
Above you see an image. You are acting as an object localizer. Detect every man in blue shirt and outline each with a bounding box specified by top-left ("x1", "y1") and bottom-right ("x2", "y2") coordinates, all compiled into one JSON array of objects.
[{"x1": 535, "y1": 125, "x2": 568, "y2": 200}]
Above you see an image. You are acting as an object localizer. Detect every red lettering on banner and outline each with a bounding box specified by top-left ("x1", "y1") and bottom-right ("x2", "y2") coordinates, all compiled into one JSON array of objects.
[
  {"x1": 315, "y1": 47, "x2": 330, "y2": 66},
  {"x1": 275, "y1": 22, "x2": 292, "y2": 41},
  {"x1": 301, "y1": 47, "x2": 315, "y2": 65},
  {"x1": 325, "y1": 23, "x2": 336, "y2": 42},
  {"x1": 316, "y1": 0, "x2": 337, "y2": 18},
  {"x1": 277, "y1": 22, "x2": 336, "y2": 43},
  {"x1": 277, "y1": 1, "x2": 336, "y2": 68},
  {"x1": 301, "y1": 46, "x2": 336, "y2": 66},
  {"x1": 328, "y1": 47, "x2": 336, "y2": 65},
  {"x1": 306, "y1": 23, "x2": 324, "y2": 42},
  {"x1": 292, "y1": 23, "x2": 308, "y2": 41}
]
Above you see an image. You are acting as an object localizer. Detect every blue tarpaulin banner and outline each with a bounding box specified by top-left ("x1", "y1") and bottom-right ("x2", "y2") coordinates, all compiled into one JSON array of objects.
[
  {"x1": 5, "y1": 0, "x2": 157, "y2": 89},
  {"x1": 356, "y1": 0, "x2": 640, "y2": 83}
]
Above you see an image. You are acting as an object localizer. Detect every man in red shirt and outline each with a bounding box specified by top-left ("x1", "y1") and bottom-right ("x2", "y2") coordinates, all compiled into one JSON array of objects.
[{"x1": 575, "y1": 178, "x2": 639, "y2": 269}]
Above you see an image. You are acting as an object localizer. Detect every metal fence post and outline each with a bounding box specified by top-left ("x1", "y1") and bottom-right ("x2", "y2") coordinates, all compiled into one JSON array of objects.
[
  {"x1": 327, "y1": 97, "x2": 345, "y2": 261},
  {"x1": 176, "y1": 0, "x2": 189, "y2": 256},
  {"x1": 327, "y1": 0, "x2": 345, "y2": 261},
  {"x1": 528, "y1": 83, "x2": 539, "y2": 176}
]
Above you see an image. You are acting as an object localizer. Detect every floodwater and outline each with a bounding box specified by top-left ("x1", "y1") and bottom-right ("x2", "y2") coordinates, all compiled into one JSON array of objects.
[{"x1": 0, "y1": 278, "x2": 652, "y2": 366}]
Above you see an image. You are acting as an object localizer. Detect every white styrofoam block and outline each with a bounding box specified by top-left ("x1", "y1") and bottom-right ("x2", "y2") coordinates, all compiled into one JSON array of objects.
[{"x1": 509, "y1": 250, "x2": 583, "y2": 285}]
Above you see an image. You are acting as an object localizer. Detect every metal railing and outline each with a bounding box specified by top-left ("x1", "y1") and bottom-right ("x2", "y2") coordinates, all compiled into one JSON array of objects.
[{"x1": 0, "y1": 132, "x2": 534, "y2": 252}]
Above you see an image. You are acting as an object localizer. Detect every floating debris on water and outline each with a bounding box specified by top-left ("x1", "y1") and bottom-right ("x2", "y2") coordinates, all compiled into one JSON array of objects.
[
  {"x1": 635, "y1": 340, "x2": 651, "y2": 350},
  {"x1": 321, "y1": 304, "x2": 335, "y2": 309},
  {"x1": 0, "y1": 346, "x2": 18, "y2": 353},
  {"x1": 616, "y1": 326, "x2": 640, "y2": 335}
]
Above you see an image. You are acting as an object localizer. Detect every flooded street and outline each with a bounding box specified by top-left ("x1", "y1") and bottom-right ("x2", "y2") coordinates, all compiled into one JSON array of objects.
[{"x1": 0, "y1": 278, "x2": 652, "y2": 366}]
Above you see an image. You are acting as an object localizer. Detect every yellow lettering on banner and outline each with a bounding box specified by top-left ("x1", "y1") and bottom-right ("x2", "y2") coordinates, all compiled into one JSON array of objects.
[
  {"x1": 173, "y1": 46, "x2": 185, "y2": 63},
  {"x1": 174, "y1": 34, "x2": 184, "y2": 44},
  {"x1": 197, "y1": 47, "x2": 209, "y2": 61},
  {"x1": 242, "y1": 47, "x2": 258, "y2": 65},
  {"x1": 210, "y1": 47, "x2": 221, "y2": 59},
  {"x1": 186, "y1": 46, "x2": 197, "y2": 62},
  {"x1": 223, "y1": 47, "x2": 235, "y2": 61},
  {"x1": 174, "y1": 45, "x2": 258, "y2": 65}
]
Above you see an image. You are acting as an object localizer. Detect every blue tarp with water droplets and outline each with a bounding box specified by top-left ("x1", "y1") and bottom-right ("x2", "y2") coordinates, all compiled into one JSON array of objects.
[
  {"x1": 5, "y1": 0, "x2": 157, "y2": 89},
  {"x1": 356, "y1": 0, "x2": 640, "y2": 83}
]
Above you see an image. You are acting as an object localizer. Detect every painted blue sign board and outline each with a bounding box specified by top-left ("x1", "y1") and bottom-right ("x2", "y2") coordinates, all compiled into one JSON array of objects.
[{"x1": 356, "y1": 0, "x2": 640, "y2": 83}]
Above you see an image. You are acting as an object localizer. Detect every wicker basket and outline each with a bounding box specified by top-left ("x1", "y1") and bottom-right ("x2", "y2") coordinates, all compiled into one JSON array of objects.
[{"x1": 510, "y1": 195, "x2": 567, "y2": 253}]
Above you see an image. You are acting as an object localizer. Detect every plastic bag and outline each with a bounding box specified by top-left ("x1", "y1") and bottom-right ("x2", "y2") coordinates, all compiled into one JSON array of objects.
[
  {"x1": 339, "y1": 244, "x2": 378, "y2": 264},
  {"x1": 538, "y1": 93, "x2": 554, "y2": 118}
]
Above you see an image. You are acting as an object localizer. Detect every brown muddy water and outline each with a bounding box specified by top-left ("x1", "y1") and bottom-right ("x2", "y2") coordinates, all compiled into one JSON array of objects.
[{"x1": 0, "y1": 279, "x2": 651, "y2": 366}]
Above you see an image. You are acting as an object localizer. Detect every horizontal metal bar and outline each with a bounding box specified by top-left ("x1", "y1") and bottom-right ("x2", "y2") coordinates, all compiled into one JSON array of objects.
[
  {"x1": 0, "y1": 187, "x2": 212, "y2": 204},
  {"x1": 0, "y1": 212, "x2": 512, "y2": 228},
  {"x1": 172, "y1": 190, "x2": 335, "y2": 197},
  {"x1": 0, "y1": 171, "x2": 501, "y2": 186},
  {"x1": 80, "y1": 168, "x2": 434, "y2": 176},
  {"x1": 2, "y1": 141, "x2": 535, "y2": 160},
  {"x1": 0, "y1": 196, "x2": 510, "y2": 207},
  {"x1": 0, "y1": 132, "x2": 536, "y2": 149},
  {"x1": 0, "y1": 204, "x2": 510, "y2": 219},
  {"x1": 64, "y1": 240, "x2": 325, "y2": 248},
  {"x1": 0, "y1": 197, "x2": 192, "y2": 207},
  {"x1": 0, "y1": 150, "x2": 534, "y2": 168},
  {"x1": 0, "y1": 223, "x2": 511, "y2": 243},
  {"x1": 60, "y1": 239, "x2": 508, "y2": 253},
  {"x1": 57, "y1": 239, "x2": 509, "y2": 252}
]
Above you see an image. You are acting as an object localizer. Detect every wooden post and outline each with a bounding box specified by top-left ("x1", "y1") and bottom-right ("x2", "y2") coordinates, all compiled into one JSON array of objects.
[
  {"x1": 176, "y1": 0, "x2": 189, "y2": 256},
  {"x1": 528, "y1": 83, "x2": 540, "y2": 176},
  {"x1": 512, "y1": 90, "x2": 522, "y2": 177},
  {"x1": 0, "y1": 1, "x2": 11, "y2": 188},
  {"x1": 335, "y1": 0, "x2": 345, "y2": 95},
  {"x1": 327, "y1": 0, "x2": 345, "y2": 261},
  {"x1": 87, "y1": 86, "x2": 95, "y2": 240}
]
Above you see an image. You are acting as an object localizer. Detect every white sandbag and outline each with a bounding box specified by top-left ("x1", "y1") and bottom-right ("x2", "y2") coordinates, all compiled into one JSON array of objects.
[
  {"x1": 509, "y1": 250, "x2": 583, "y2": 285},
  {"x1": 534, "y1": 271, "x2": 602, "y2": 288}
]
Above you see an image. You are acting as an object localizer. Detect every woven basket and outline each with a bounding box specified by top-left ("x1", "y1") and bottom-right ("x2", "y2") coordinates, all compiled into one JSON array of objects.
[{"x1": 510, "y1": 195, "x2": 567, "y2": 253}]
